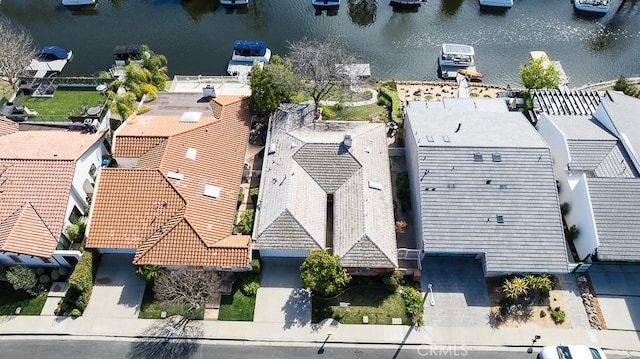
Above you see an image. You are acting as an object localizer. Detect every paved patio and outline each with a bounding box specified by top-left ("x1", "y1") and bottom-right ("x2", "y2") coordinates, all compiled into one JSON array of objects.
[
  {"x1": 589, "y1": 263, "x2": 640, "y2": 331},
  {"x1": 420, "y1": 257, "x2": 491, "y2": 327},
  {"x1": 254, "y1": 258, "x2": 311, "y2": 328},
  {"x1": 83, "y1": 254, "x2": 146, "y2": 318}
]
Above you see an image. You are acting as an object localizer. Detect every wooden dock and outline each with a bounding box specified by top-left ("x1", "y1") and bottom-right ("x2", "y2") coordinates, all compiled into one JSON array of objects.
[{"x1": 27, "y1": 58, "x2": 70, "y2": 78}]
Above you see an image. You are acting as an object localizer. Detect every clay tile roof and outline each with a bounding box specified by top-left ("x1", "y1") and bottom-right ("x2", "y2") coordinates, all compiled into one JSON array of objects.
[
  {"x1": 0, "y1": 160, "x2": 76, "y2": 257},
  {"x1": 0, "y1": 203, "x2": 58, "y2": 257},
  {"x1": 0, "y1": 131, "x2": 103, "y2": 160},
  {"x1": 88, "y1": 95, "x2": 252, "y2": 268},
  {"x1": 0, "y1": 117, "x2": 19, "y2": 136},
  {"x1": 113, "y1": 136, "x2": 167, "y2": 158}
]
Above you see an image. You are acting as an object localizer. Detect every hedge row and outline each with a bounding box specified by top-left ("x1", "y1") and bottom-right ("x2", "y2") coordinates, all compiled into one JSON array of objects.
[
  {"x1": 56, "y1": 250, "x2": 100, "y2": 316},
  {"x1": 378, "y1": 85, "x2": 403, "y2": 125}
]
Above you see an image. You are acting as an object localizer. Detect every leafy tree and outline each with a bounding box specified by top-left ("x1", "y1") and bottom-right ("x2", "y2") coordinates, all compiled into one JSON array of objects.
[
  {"x1": 140, "y1": 44, "x2": 169, "y2": 91},
  {"x1": 401, "y1": 286, "x2": 424, "y2": 325},
  {"x1": 502, "y1": 277, "x2": 528, "y2": 299},
  {"x1": 519, "y1": 57, "x2": 561, "y2": 89},
  {"x1": 65, "y1": 220, "x2": 86, "y2": 243},
  {"x1": 135, "y1": 265, "x2": 165, "y2": 284},
  {"x1": 300, "y1": 250, "x2": 351, "y2": 296},
  {"x1": 249, "y1": 55, "x2": 299, "y2": 117},
  {"x1": 107, "y1": 91, "x2": 137, "y2": 123},
  {"x1": 235, "y1": 209, "x2": 255, "y2": 235},
  {"x1": 288, "y1": 37, "x2": 359, "y2": 110},
  {"x1": 6, "y1": 266, "x2": 38, "y2": 295},
  {"x1": 614, "y1": 76, "x2": 630, "y2": 92},
  {"x1": 0, "y1": 16, "x2": 36, "y2": 90},
  {"x1": 154, "y1": 269, "x2": 221, "y2": 318}
]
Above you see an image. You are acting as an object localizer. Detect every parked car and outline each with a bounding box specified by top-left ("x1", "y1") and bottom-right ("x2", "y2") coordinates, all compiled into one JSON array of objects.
[{"x1": 538, "y1": 345, "x2": 607, "y2": 359}]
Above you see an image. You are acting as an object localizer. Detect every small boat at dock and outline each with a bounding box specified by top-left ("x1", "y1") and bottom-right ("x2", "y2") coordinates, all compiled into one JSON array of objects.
[
  {"x1": 227, "y1": 40, "x2": 272, "y2": 77},
  {"x1": 438, "y1": 44, "x2": 482, "y2": 81},
  {"x1": 573, "y1": 0, "x2": 610, "y2": 15},
  {"x1": 220, "y1": 0, "x2": 249, "y2": 7},
  {"x1": 62, "y1": 0, "x2": 97, "y2": 7},
  {"x1": 389, "y1": 0, "x2": 422, "y2": 9},
  {"x1": 457, "y1": 68, "x2": 484, "y2": 80},
  {"x1": 479, "y1": 0, "x2": 513, "y2": 10},
  {"x1": 312, "y1": 0, "x2": 340, "y2": 9}
]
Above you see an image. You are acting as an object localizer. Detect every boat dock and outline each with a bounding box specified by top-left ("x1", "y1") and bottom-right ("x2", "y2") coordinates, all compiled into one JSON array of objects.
[{"x1": 27, "y1": 58, "x2": 70, "y2": 78}]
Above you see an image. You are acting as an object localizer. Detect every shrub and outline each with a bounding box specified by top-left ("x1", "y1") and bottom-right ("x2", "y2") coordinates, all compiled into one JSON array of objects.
[
  {"x1": 470, "y1": 92, "x2": 480, "y2": 98},
  {"x1": 36, "y1": 267, "x2": 46, "y2": 276},
  {"x1": 249, "y1": 187, "x2": 260, "y2": 204},
  {"x1": 6, "y1": 266, "x2": 38, "y2": 295},
  {"x1": 300, "y1": 250, "x2": 350, "y2": 296},
  {"x1": 0, "y1": 264, "x2": 7, "y2": 282},
  {"x1": 560, "y1": 202, "x2": 570, "y2": 216},
  {"x1": 135, "y1": 265, "x2": 164, "y2": 284},
  {"x1": 241, "y1": 280, "x2": 260, "y2": 296},
  {"x1": 63, "y1": 250, "x2": 98, "y2": 316},
  {"x1": 382, "y1": 270, "x2": 403, "y2": 293},
  {"x1": 75, "y1": 295, "x2": 87, "y2": 311},
  {"x1": 377, "y1": 96, "x2": 391, "y2": 108},
  {"x1": 58, "y1": 266, "x2": 70, "y2": 276},
  {"x1": 502, "y1": 277, "x2": 528, "y2": 299},
  {"x1": 51, "y1": 270, "x2": 61, "y2": 281},
  {"x1": 39, "y1": 274, "x2": 51, "y2": 284},
  {"x1": 65, "y1": 221, "x2": 86, "y2": 243},
  {"x1": 396, "y1": 172, "x2": 411, "y2": 209},
  {"x1": 332, "y1": 103, "x2": 344, "y2": 111},
  {"x1": 566, "y1": 224, "x2": 580, "y2": 241},
  {"x1": 395, "y1": 220, "x2": 407, "y2": 233},
  {"x1": 237, "y1": 188, "x2": 245, "y2": 207},
  {"x1": 60, "y1": 300, "x2": 71, "y2": 313},
  {"x1": 251, "y1": 259, "x2": 261, "y2": 274},
  {"x1": 550, "y1": 308, "x2": 565, "y2": 324},
  {"x1": 69, "y1": 309, "x2": 82, "y2": 317},
  {"x1": 401, "y1": 286, "x2": 423, "y2": 324}
]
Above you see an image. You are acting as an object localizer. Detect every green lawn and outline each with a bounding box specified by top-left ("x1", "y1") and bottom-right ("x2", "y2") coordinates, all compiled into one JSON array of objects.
[
  {"x1": 217, "y1": 283, "x2": 257, "y2": 321},
  {"x1": 293, "y1": 86, "x2": 373, "y2": 103},
  {"x1": 138, "y1": 286, "x2": 204, "y2": 320},
  {"x1": 15, "y1": 88, "x2": 106, "y2": 119},
  {"x1": 0, "y1": 282, "x2": 47, "y2": 316},
  {"x1": 312, "y1": 286, "x2": 410, "y2": 325}
]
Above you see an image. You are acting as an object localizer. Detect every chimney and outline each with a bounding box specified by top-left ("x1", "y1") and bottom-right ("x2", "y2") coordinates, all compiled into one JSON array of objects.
[{"x1": 343, "y1": 134, "x2": 352, "y2": 148}]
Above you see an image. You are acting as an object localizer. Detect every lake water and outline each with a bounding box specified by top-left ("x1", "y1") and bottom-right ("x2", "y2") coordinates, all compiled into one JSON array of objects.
[{"x1": 2, "y1": 0, "x2": 639, "y2": 86}]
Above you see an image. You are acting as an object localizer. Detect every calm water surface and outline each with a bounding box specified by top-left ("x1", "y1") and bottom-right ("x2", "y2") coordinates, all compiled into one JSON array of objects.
[{"x1": 2, "y1": 0, "x2": 640, "y2": 86}]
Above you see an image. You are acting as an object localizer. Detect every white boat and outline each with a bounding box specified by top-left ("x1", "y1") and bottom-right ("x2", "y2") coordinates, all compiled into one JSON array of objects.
[
  {"x1": 62, "y1": 0, "x2": 97, "y2": 6},
  {"x1": 227, "y1": 41, "x2": 271, "y2": 77},
  {"x1": 113, "y1": 45, "x2": 143, "y2": 67},
  {"x1": 438, "y1": 44, "x2": 475, "y2": 68},
  {"x1": 220, "y1": 0, "x2": 248, "y2": 7},
  {"x1": 438, "y1": 44, "x2": 479, "y2": 80},
  {"x1": 231, "y1": 40, "x2": 271, "y2": 63},
  {"x1": 389, "y1": 0, "x2": 422, "y2": 8},
  {"x1": 573, "y1": 0, "x2": 610, "y2": 14},
  {"x1": 479, "y1": 0, "x2": 513, "y2": 9},
  {"x1": 312, "y1": 0, "x2": 340, "y2": 8}
]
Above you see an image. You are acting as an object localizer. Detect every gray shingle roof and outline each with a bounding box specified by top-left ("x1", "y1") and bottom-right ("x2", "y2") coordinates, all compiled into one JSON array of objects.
[
  {"x1": 587, "y1": 177, "x2": 640, "y2": 261},
  {"x1": 547, "y1": 115, "x2": 637, "y2": 178},
  {"x1": 597, "y1": 91, "x2": 640, "y2": 172},
  {"x1": 253, "y1": 104, "x2": 397, "y2": 268},
  {"x1": 406, "y1": 108, "x2": 569, "y2": 274}
]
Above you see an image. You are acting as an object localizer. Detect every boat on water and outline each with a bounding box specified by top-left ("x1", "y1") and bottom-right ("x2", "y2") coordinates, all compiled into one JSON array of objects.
[
  {"x1": 62, "y1": 0, "x2": 97, "y2": 7},
  {"x1": 389, "y1": 0, "x2": 422, "y2": 9},
  {"x1": 114, "y1": 45, "x2": 143, "y2": 67},
  {"x1": 478, "y1": 0, "x2": 513, "y2": 10},
  {"x1": 312, "y1": 0, "x2": 340, "y2": 8},
  {"x1": 457, "y1": 68, "x2": 484, "y2": 80},
  {"x1": 573, "y1": 0, "x2": 610, "y2": 14},
  {"x1": 35, "y1": 46, "x2": 73, "y2": 61},
  {"x1": 220, "y1": 0, "x2": 249, "y2": 7},
  {"x1": 438, "y1": 44, "x2": 481, "y2": 80},
  {"x1": 227, "y1": 40, "x2": 271, "y2": 76}
]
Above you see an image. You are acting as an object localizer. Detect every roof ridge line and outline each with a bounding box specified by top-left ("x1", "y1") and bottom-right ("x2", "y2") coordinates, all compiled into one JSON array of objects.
[
  {"x1": 24, "y1": 201, "x2": 58, "y2": 243},
  {"x1": 342, "y1": 234, "x2": 397, "y2": 268},
  {"x1": 134, "y1": 207, "x2": 187, "y2": 263}
]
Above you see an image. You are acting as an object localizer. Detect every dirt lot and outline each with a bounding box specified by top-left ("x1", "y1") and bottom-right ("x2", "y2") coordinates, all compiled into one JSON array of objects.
[{"x1": 397, "y1": 81, "x2": 506, "y2": 103}]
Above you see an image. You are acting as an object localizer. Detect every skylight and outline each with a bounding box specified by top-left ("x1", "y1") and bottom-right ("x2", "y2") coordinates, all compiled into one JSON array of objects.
[
  {"x1": 443, "y1": 135, "x2": 451, "y2": 143},
  {"x1": 496, "y1": 215, "x2": 504, "y2": 224},
  {"x1": 474, "y1": 153, "x2": 483, "y2": 162},
  {"x1": 368, "y1": 181, "x2": 382, "y2": 190},
  {"x1": 492, "y1": 153, "x2": 502, "y2": 162},
  {"x1": 185, "y1": 148, "x2": 197, "y2": 160},
  {"x1": 180, "y1": 111, "x2": 202, "y2": 123},
  {"x1": 426, "y1": 135, "x2": 434, "y2": 142},
  {"x1": 203, "y1": 184, "x2": 221, "y2": 198},
  {"x1": 167, "y1": 171, "x2": 184, "y2": 180}
]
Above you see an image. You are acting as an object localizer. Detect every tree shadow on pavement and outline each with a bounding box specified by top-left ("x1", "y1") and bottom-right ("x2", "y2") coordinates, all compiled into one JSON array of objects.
[
  {"x1": 282, "y1": 288, "x2": 311, "y2": 330},
  {"x1": 127, "y1": 316, "x2": 203, "y2": 359}
]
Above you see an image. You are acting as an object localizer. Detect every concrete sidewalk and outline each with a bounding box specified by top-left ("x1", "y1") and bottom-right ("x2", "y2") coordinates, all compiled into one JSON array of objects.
[{"x1": 0, "y1": 315, "x2": 638, "y2": 354}]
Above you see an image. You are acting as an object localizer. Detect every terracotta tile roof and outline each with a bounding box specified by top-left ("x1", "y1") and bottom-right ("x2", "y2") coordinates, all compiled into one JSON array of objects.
[
  {"x1": 0, "y1": 131, "x2": 103, "y2": 160},
  {"x1": 0, "y1": 203, "x2": 58, "y2": 257},
  {"x1": 88, "y1": 95, "x2": 252, "y2": 268},
  {"x1": 0, "y1": 159, "x2": 76, "y2": 257},
  {"x1": 113, "y1": 136, "x2": 167, "y2": 158},
  {"x1": 0, "y1": 117, "x2": 19, "y2": 136}
]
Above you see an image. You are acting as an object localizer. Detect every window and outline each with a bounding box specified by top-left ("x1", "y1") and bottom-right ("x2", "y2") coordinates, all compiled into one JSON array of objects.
[
  {"x1": 69, "y1": 206, "x2": 82, "y2": 223},
  {"x1": 89, "y1": 163, "x2": 97, "y2": 178},
  {"x1": 492, "y1": 153, "x2": 502, "y2": 162},
  {"x1": 474, "y1": 153, "x2": 483, "y2": 162},
  {"x1": 499, "y1": 184, "x2": 507, "y2": 189},
  {"x1": 496, "y1": 215, "x2": 504, "y2": 224},
  {"x1": 41, "y1": 257, "x2": 52, "y2": 264},
  {"x1": 9, "y1": 255, "x2": 22, "y2": 263}
]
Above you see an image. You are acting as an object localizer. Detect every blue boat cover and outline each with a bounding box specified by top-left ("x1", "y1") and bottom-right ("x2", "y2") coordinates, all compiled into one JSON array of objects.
[
  {"x1": 233, "y1": 40, "x2": 267, "y2": 56},
  {"x1": 36, "y1": 46, "x2": 71, "y2": 60}
]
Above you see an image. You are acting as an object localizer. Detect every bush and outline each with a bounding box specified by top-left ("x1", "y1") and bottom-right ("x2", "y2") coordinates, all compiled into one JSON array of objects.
[
  {"x1": 63, "y1": 250, "x2": 99, "y2": 316},
  {"x1": 75, "y1": 295, "x2": 87, "y2": 311},
  {"x1": 237, "y1": 188, "x2": 245, "y2": 207},
  {"x1": 396, "y1": 172, "x2": 411, "y2": 210},
  {"x1": 377, "y1": 96, "x2": 391, "y2": 108},
  {"x1": 401, "y1": 286, "x2": 423, "y2": 324},
  {"x1": 58, "y1": 267, "x2": 70, "y2": 276},
  {"x1": 382, "y1": 270, "x2": 403, "y2": 293},
  {"x1": 65, "y1": 221, "x2": 86, "y2": 243},
  {"x1": 249, "y1": 187, "x2": 260, "y2": 204},
  {"x1": 251, "y1": 259, "x2": 261, "y2": 274},
  {"x1": 6, "y1": 266, "x2": 38, "y2": 295},
  {"x1": 241, "y1": 280, "x2": 260, "y2": 296},
  {"x1": 36, "y1": 267, "x2": 46, "y2": 276},
  {"x1": 60, "y1": 300, "x2": 71, "y2": 313},
  {"x1": 550, "y1": 308, "x2": 565, "y2": 324},
  {"x1": 566, "y1": 224, "x2": 580, "y2": 241},
  {"x1": 39, "y1": 274, "x2": 51, "y2": 284},
  {"x1": 135, "y1": 265, "x2": 164, "y2": 284},
  {"x1": 69, "y1": 309, "x2": 82, "y2": 317},
  {"x1": 560, "y1": 202, "x2": 570, "y2": 216},
  {"x1": 51, "y1": 270, "x2": 61, "y2": 281},
  {"x1": 332, "y1": 103, "x2": 344, "y2": 111},
  {"x1": 502, "y1": 277, "x2": 529, "y2": 299},
  {"x1": 0, "y1": 264, "x2": 7, "y2": 282}
]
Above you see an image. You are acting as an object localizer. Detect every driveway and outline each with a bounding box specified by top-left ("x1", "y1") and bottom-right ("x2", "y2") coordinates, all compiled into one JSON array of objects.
[
  {"x1": 83, "y1": 254, "x2": 146, "y2": 318},
  {"x1": 254, "y1": 257, "x2": 311, "y2": 328},
  {"x1": 420, "y1": 257, "x2": 491, "y2": 327},
  {"x1": 589, "y1": 263, "x2": 640, "y2": 331}
]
